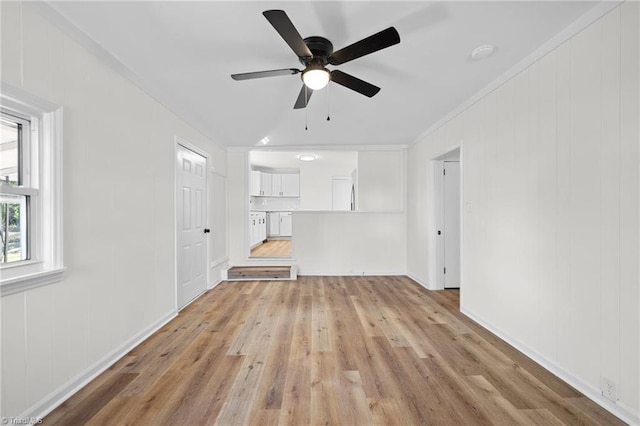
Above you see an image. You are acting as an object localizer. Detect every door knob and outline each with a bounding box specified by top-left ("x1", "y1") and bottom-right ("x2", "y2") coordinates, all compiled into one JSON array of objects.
[{"x1": 204, "y1": 228, "x2": 211, "y2": 233}]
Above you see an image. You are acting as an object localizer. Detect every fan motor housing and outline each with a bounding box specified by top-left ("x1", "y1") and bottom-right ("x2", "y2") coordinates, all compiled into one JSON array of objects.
[{"x1": 301, "y1": 36, "x2": 333, "y2": 66}]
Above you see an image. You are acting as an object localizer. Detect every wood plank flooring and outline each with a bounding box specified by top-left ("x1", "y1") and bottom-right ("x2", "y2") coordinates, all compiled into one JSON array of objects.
[
  {"x1": 251, "y1": 239, "x2": 292, "y2": 258},
  {"x1": 44, "y1": 276, "x2": 625, "y2": 425}
]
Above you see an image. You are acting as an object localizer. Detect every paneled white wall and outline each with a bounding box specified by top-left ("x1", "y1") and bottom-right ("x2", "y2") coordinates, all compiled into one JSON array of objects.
[
  {"x1": 358, "y1": 150, "x2": 405, "y2": 212},
  {"x1": 1, "y1": 2, "x2": 226, "y2": 418},
  {"x1": 227, "y1": 150, "x2": 250, "y2": 262},
  {"x1": 293, "y1": 212, "x2": 406, "y2": 275},
  {"x1": 407, "y1": 3, "x2": 639, "y2": 422},
  {"x1": 299, "y1": 152, "x2": 357, "y2": 211}
]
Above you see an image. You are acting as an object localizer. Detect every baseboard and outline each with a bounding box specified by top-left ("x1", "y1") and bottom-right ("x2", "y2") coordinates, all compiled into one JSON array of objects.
[
  {"x1": 297, "y1": 271, "x2": 406, "y2": 277},
  {"x1": 210, "y1": 256, "x2": 229, "y2": 288},
  {"x1": 406, "y1": 273, "x2": 436, "y2": 291},
  {"x1": 21, "y1": 309, "x2": 178, "y2": 420},
  {"x1": 460, "y1": 307, "x2": 640, "y2": 426},
  {"x1": 209, "y1": 277, "x2": 223, "y2": 289},
  {"x1": 210, "y1": 256, "x2": 229, "y2": 269}
]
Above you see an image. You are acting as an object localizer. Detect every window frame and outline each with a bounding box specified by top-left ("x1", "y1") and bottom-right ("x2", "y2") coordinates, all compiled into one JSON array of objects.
[
  {"x1": 0, "y1": 84, "x2": 64, "y2": 296},
  {"x1": 1, "y1": 111, "x2": 35, "y2": 265}
]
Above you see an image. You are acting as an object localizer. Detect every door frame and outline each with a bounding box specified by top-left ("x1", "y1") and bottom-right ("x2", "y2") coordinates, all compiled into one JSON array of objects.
[
  {"x1": 174, "y1": 136, "x2": 210, "y2": 311},
  {"x1": 428, "y1": 146, "x2": 463, "y2": 291}
]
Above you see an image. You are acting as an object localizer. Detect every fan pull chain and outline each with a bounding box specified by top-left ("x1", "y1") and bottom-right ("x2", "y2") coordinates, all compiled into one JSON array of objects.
[
  {"x1": 305, "y1": 85, "x2": 309, "y2": 131},
  {"x1": 326, "y1": 81, "x2": 331, "y2": 121}
]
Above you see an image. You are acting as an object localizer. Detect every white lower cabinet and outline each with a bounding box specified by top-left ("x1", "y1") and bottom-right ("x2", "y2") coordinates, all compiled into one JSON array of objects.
[
  {"x1": 280, "y1": 212, "x2": 292, "y2": 237},
  {"x1": 249, "y1": 212, "x2": 266, "y2": 248},
  {"x1": 268, "y1": 212, "x2": 280, "y2": 236},
  {"x1": 267, "y1": 212, "x2": 292, "y2": 237}
]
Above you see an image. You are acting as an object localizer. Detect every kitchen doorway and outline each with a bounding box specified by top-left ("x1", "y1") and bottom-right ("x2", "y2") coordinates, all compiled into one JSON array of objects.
[{"x1": 247, "y1": 150, "x2": 359, "y2": 259}]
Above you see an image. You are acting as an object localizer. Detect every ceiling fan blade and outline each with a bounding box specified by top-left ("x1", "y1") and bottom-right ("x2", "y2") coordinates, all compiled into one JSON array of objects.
[
  {"x1": 263, "y1": 10, "x2": 313, "y2": 59},
  {"x1": 294, "y1": 84, "x2": 313, "y2": 109},
  {"x1": 231, "y1": 68, "x2": 300, "y2": 81},
  {"x1": 330, "y1": 70, "x2": 380, "y2": 97},
  {"x1": 329, "y1": 27, "x2": 400, "y2": 65}
]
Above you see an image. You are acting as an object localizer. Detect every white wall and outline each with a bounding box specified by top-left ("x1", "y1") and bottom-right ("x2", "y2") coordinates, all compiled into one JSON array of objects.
[
  {"x1": 227, "y1": 150, "x2": 250, "y2": 262},
  {"x1": 407, "y1": 3, "x2": 639, "y2": 422},
  {"x1": 0, "y1": 2, "x2": 227, "y2": 418},
  {"x1": 293, "y1": 212, "x2": 406, "y2": 275},
  {"x1": 358, "y1": 150, "x2": 405, "y2": 212},
  {"x1": 299, "y1": 152, "x2": 357, "y2": 210}
]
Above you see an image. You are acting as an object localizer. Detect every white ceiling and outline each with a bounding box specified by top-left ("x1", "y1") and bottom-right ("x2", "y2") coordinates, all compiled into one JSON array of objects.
[
  {"x1": 44, "y1": 1, "x2": 606, "y2": 149},
  {"x1": 250, "y1": 150, "x2": 358, "y2": 170}
]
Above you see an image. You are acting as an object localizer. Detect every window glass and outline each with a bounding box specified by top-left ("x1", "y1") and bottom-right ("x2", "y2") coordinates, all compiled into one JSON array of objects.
[
  {"x1": 0, "y1": 118, "x2": 20, "y2": 185},
  {"x1": 1, "y1": 112, "x2": 30, "y2": 266},
  {"x1": 0, "y1": 194, "x2": 28, "y2": 263},
  {"x1": 0, "y1": 87, "x2": 64, "y2": 292}
]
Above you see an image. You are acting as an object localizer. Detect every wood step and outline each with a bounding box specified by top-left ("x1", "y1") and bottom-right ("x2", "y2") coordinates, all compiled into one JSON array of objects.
[{"x1": 227, "y1": 265, "x2": 292, "y2": 280}]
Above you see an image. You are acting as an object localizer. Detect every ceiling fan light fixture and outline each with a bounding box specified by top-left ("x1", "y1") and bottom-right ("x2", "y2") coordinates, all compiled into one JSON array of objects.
[{"x1": 302, "y1": 68, "x2": 330, "y2": 90}]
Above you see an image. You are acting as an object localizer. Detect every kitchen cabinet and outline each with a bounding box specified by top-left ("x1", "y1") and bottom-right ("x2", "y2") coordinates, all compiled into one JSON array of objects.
[
  {"x1": 258, "y1": 213, "x2": 266, "y2": 243},
  {"x1": 281, "y1": 174, "x2": 300, "y2": 196},
  {"x1": 252, "y1": 171, "x2": 299, "y2": 197},
  {"x1": 250, "y1": 171, "x2": 272, "y2": 196},
  {"x1": 270, "y1": 173, "x2": 300, "y2": 197},
  {"x1": 280, "y1": 212, "x2": 292, "y2": 237},
  {"x1": 268, "y1": 212, "x2": 280, "y2": 236},
  {"x1": 267, "y1": 212, "x2": 293, "y2": 237},
  {"x1": 249, "y1": 211, "x2": 266, "y2": 247}
]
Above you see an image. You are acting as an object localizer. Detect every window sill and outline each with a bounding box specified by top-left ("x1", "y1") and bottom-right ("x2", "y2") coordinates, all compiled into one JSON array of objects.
[{"x1": 0, "y1": 267, "x2": 66, "y2": 297}]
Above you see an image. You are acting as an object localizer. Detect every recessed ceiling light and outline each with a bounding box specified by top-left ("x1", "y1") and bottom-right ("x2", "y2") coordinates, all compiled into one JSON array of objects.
[
  {"x1": 470, "y1": 44, "x2": 495, "y2": 61},
  {"x1": 297, "y1": 153, "x2": 318, "y2": 162}
]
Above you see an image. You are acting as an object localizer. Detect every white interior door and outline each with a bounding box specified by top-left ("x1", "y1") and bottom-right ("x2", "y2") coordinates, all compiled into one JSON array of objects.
[
  {"x1": 176, "y1": 144, "x2": 208, "y2": 309},
  {"x1": 443, "y1": 161, "x2": 461, "y2": 288}
]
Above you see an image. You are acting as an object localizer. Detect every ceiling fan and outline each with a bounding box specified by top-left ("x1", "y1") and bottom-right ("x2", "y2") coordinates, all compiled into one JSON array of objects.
[{"x1": 231, "y1": 10, "x2": 400, "y2": 109}]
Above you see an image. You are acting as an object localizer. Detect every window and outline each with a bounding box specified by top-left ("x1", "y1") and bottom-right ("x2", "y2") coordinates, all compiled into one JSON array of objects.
[
  {"x1": 0, "y1": 84, "x2": 64, "y2": 296},
  {"x1": 1, "y1": 113, "x2": 33, "y2": 264}
]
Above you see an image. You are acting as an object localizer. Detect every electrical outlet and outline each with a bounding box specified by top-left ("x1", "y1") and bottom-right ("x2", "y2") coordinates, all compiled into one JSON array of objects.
[{"x1": 600, "y1": 377, "x2": 618, "y2": 402}]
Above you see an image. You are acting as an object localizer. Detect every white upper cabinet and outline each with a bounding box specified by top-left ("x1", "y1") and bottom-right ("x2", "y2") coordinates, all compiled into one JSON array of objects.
[
  {"x1": 250, "y1": 171, "x2": 273, "y2": 196},
  {"x1": 280, "y1": 174, "x2": 300, "y2": 197},
  {"x1": 250, "y1": 171, "x2": 261, "y2": 196},
  {"x1": 271, "y1": 173, "x2": 300, "y2": 197},
  {"x1": 252, "y1": 171, "x2": 300, "y2": 197},
  {"x1": 261, "y1": 173, "x2": 273, "y2": 196}
]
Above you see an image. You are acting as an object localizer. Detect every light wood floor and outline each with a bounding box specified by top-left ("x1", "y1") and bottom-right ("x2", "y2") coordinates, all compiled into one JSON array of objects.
[
  {"x1": 44, "y1": 276, "x2": 624, "y2": 425},
  {"x1": 250, "y1": 239, "x2": 292, "y2": 258}
]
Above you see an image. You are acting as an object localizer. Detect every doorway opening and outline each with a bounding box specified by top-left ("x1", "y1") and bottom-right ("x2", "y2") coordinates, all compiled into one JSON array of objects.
[
  {"x1": 433, "y1": 147, "x2": 461, "y2": 290},
  {"x1": 247, "y1": 150, "x2": 358, "y2": 259}
]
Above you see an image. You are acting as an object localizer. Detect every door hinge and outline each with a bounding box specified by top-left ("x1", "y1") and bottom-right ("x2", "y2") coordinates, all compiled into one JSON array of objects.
[
  {"x1": 444, "y1": 267, "x2": 446, "y2": 274},
  {"x1": 443, "y1": 168, "x2": 446, "y2": 175}
]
